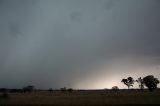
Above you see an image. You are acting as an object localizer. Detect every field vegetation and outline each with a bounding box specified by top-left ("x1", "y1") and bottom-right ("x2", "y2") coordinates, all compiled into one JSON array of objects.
[{"x1": 0, "y1": 89, "x2": 160, "y2": 106}]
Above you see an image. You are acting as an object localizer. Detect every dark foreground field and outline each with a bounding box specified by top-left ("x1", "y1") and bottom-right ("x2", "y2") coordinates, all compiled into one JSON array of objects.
[{"x1": 0, "y1": 89, "x2": 160, "y2": 106}]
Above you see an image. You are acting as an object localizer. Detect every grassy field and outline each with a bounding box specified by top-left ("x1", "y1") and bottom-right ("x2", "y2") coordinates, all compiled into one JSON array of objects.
[{"x1": 0, "y1": 89, "x2": 160, "y2": 106}]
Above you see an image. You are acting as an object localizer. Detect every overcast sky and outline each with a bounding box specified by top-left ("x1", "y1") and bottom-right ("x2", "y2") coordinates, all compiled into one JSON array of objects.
[{"x1": 0, "y1": 0, "x2": 160, "y2": 89}]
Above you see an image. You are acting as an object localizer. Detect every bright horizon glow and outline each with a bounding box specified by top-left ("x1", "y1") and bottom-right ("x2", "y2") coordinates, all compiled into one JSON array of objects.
[{"x1": 73, "y1": 64, "x2": 160, "y2": 89}]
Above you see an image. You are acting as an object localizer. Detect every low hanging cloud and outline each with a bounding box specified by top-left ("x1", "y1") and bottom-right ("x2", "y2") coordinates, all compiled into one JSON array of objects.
[{"x1": 0, "y1": 0, "x2": 160, "y2": 89}]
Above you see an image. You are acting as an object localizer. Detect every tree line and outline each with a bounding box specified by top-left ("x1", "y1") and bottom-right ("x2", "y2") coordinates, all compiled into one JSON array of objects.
[
  {"x1": 0, "y1": 85, "x2": 35, "y2": 93},
  {"x1": 0, "y1": 75, "x2": 159, "y2": 94},
  {"x1": 121, "y1": 75, "x2": 159, "y2": 92}
]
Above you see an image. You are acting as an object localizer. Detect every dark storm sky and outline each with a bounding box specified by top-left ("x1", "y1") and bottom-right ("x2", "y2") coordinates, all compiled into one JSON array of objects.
[{"x1": 0, "y1": 0, "x2": 160, "y2": 89}]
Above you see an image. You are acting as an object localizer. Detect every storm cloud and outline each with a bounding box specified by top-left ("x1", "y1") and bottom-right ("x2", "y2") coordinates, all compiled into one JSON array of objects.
[{"x1": 0, "y1": 0, "x2": 160, "y2": 89}]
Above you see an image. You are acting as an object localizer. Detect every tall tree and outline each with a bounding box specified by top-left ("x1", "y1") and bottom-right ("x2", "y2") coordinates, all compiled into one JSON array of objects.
[{"x1": 143, "y1": 75, "x2": 159, "y2": 92}]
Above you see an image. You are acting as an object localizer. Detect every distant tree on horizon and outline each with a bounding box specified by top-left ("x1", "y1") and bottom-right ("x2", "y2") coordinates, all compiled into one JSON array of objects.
[
  {"x1": 143, "y1": 75, "x2": 159, "y2": 92},
  {"x1": 121, "y1": 77, "x2": 134, "y2": 89},
  {"x1": 112, "y1": 86, "x2": 119, "y2": 90},
  {"x1": 23, "y1": 85, "x2": 35, "y2": 92},
  {"x1": 48, "y1": 88, "x2": 53, "y2": 92},
  {"x1": 68, "y1": 88, "x2": 73, "y2": 93},
  {"x1": 60, "y1": 87, "x2": 67, "y2": 91}
]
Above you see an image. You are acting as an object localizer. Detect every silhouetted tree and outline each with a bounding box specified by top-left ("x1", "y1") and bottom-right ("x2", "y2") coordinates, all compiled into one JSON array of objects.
[
  {"x1": 112, "y1": 86, "x2": 119, "y2": 90},
  {"x1": 121, "y1": 79, "x2": 128, "y2": 88},
  {"x1": 136, "y1": 77, "x2": 144, "y2": 91},
  {"x1": 68, "y1": 88, "x2": 73, "y2": 93},
  {"x1": 0, "y1": 88, "x2": 7, "y2": 93},
  {"x1": 121, "y1": 77, "x2": 134, "y2": 89},
  {"x1": 104, "y1": 88, "x2": 109, "y2": 91},
  {"x1": 23, "y1": 85, "x2": 34, "y2": 92},
  {"x1": 143, "y1": 75, "x2": 159, "y2": 92},
  {"x1": 48, "y1": 88, "x2": 53, "y2": 92},
  {"x1": 128, "y1": 77, "x2": 134, "y2": 85},
  {"x1": 60, "y1": 87, "x2": 67, "y2": 91}
]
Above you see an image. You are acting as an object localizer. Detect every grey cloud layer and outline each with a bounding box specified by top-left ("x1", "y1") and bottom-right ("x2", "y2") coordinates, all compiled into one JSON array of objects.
[{"x1": 0, "y1": 0, "x2": 160, "y2": 89}]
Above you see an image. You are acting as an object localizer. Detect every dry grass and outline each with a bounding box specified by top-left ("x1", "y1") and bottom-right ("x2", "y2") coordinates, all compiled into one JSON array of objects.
[{"x1": 0, "y1": 89, "x2": 160, "y2": 105}]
